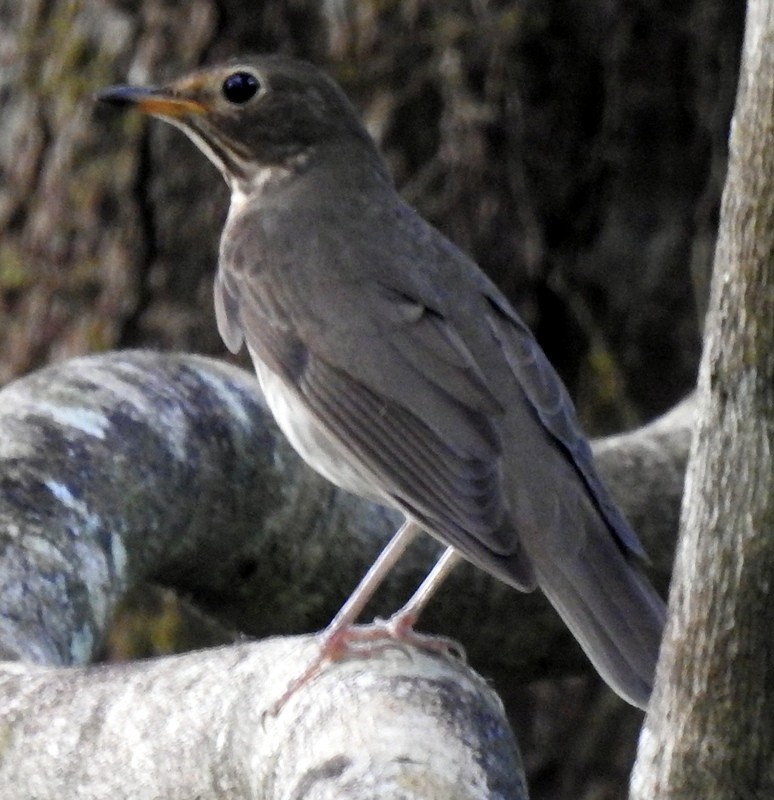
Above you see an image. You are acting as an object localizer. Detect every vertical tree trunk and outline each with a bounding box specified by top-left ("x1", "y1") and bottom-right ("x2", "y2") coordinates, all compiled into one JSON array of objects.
[{"x1": 630, "y1": 0, "x2": 774, "y2": 796}]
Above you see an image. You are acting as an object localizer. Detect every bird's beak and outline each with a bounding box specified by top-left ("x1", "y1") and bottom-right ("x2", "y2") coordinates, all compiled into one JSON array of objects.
[{"x1": 97, "y1": 85, "x2": 207, "y2": 118}]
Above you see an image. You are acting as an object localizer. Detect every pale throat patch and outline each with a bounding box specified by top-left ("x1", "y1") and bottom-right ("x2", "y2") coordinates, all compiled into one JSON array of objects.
[
  {"x1": 229, "y1": 151, "x2": 311, "y2": 211},
  {"x1": 229, "y1": 168, "x2": 292, "y2": 211}
]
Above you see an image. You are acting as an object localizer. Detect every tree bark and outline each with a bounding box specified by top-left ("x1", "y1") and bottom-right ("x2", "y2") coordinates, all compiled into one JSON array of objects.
[
  {"x1": 630, "y1": 0, "x2": 774, "y2": 796},
  {"x1": 1, "y1": 640, "x2": 528, "y2": 800}
]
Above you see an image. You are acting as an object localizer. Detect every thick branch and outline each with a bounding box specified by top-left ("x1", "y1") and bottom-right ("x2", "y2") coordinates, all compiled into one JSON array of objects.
[
  {"x1": 0, "y1": 350, "x2": 686, "y2": 683},
  {"x1": 0, "y1": 639, "x2": 527, "y2": 799}
]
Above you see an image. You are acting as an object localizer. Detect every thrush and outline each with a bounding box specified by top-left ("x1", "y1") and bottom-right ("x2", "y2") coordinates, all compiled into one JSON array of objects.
[{"x1": 99, "y1": 55, "x2": 665, "y2": 709}]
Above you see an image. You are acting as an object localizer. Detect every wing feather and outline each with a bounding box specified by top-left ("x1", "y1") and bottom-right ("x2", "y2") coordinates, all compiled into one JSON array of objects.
[
  {"x1": 230, "y1": 275, "x2": 527, "y2": 563},
  {"x1": 484, "y1": 295, "x2": 646, "y2": 558},
  {"x1": 299, "y1": 353, "x2": 513, "y2": 551}
]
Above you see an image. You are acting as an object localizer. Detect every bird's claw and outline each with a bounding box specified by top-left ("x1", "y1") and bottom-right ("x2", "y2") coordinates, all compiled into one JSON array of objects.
[{"x1": 267, "y1": 620, "x2": 466, "y2": 717}]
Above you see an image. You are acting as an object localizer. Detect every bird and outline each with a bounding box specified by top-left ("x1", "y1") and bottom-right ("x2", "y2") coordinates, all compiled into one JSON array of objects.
[{"x1": 98, "y1": 55, "x2": 665, "y2": 710}]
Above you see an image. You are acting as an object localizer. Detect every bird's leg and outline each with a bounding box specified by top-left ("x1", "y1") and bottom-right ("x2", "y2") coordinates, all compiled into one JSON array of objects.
[
  {"x1": 268, "y1": 518, "x2": 422, "y2": 714},
  {"x1": 377, "y1": 546, "x2": 465, "y2": 659},
  {"x1": 323, "y1": 518, "x2": 423, "y2": 644},
  {"x1": 321, "y1": 544, "x2": 466, "y2": 658},
  {"x1": 269, "y1": 525, "x2": 468, "y2": 715}
]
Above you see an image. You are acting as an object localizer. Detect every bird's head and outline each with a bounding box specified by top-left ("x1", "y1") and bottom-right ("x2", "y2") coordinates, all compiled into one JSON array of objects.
[{"x1": 98, "y1": 56, "x2": 379, "y2": 192}]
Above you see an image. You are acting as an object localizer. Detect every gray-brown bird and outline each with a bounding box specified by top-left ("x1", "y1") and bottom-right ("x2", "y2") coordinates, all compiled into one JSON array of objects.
[{"x1": 99, "y1": 56, "x2": 665, "y2": 709}]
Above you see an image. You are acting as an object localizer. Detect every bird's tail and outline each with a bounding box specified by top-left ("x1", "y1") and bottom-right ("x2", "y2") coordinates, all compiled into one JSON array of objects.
[{"x1": 532, "y1": 517, "x2": 666, "y2": 709}]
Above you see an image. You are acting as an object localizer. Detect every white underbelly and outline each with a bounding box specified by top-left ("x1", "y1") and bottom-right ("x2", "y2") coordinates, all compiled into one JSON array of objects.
[{"x1": 249, "y1": 349, "x2": 386, "y2": 502}]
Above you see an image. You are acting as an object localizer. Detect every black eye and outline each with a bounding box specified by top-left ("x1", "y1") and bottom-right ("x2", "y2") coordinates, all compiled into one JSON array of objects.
[{"x1": 222, "y1": 72, "x2": 259, "y2": 104}]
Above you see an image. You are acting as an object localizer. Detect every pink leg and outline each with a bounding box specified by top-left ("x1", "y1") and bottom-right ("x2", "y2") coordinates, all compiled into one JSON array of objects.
[
  {"x1": 270, "y1": 526, "x2": 465, "y2": 714},
  {"x1": 269, "y1": 519, "x2": 422, "y2": 713},
  {"x1": 381, "y1": 546, "x2": 463, "y2": 648},
  {"x1": 325, "y1": 518, "x2": 423, "y2": 637}
]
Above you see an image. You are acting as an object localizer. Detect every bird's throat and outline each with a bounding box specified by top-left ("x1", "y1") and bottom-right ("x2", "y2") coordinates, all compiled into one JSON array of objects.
[{"x1": 228, "y1": 152, "x2": 310, "y2": 211}]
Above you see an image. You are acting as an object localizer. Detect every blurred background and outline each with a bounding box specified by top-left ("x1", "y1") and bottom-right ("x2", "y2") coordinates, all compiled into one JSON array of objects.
[{"x1": 0, "y1": 0, "x2": 745, "y2": 797}]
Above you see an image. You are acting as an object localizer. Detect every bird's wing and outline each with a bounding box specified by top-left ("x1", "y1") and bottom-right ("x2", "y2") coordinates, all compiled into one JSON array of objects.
[
  {"x1": 216, "y1": 259, "x2": 535, "y2": 587},
  {"x1": 483, "y1": 293, "x2": 646, "y2": 559}
]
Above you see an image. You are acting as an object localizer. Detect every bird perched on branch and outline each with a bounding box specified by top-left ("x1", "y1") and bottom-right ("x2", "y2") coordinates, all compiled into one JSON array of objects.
[{"x1": 99, "y1": 55, "x2": 665, "y2": 709}]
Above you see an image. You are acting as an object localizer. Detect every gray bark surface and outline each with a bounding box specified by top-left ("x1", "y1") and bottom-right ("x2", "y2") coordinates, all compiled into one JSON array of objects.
[
  {"x1": 1, "y1": 641, "x2": 527, "y2": 800},
  {"x1": 631, "y1": 0, "x2": 774, "y2": 796}
]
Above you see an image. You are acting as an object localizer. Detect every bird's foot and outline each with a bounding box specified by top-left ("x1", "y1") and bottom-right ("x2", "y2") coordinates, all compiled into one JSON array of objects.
[
  {"x1": 370, "y1": 612, "x2": 467, "y2": 661},
  {"x1": 267, "y1": 616, "x2": 465, "y2": 716}
]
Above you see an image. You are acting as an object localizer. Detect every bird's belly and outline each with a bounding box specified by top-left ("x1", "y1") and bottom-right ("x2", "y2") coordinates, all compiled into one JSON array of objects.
[{"x1": 249, "y1": 351, "x2": 385, "y2": 502}]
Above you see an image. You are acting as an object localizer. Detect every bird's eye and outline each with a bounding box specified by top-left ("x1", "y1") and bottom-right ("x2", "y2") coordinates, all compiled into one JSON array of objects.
[{"x1": 222, "y1": 72, "x2": 260, "y2": 104}]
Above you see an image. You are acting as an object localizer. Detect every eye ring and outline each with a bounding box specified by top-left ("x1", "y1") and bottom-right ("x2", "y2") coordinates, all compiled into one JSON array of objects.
[{"x1": 222, "y1": 71, "x2": 260, "y2": 104}]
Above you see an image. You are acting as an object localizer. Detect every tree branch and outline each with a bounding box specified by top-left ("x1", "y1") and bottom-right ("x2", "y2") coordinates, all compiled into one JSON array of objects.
[
  {"x1": 0, "y1": 350, "x2": 686, "y2": 678},
  {"x1": 1, "y1": 639, "x2": 527, "y2": 799},
  {"x1": 0, "y1": 349, "x2": 692, "y2": 797}
]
